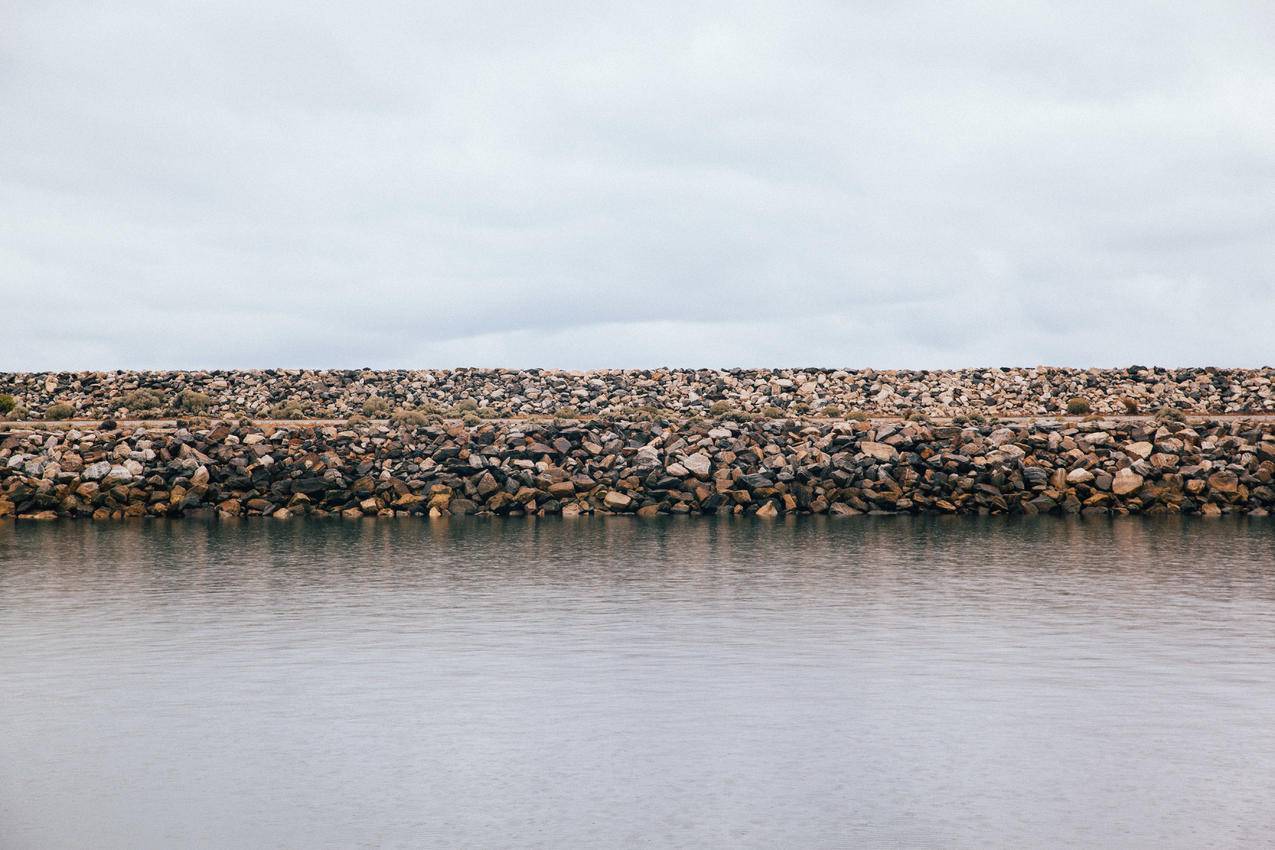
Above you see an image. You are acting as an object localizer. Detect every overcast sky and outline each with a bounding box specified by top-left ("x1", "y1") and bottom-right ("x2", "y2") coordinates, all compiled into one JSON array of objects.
[{"x1": 2, "y1": 1, "x2": 1272, "y2": 370}]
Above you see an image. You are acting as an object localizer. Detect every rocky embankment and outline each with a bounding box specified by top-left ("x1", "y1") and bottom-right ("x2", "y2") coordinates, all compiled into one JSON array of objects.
[
  {"x1": 3, "y1": 416, "x2": 1273, "y2": 521},
  {"x1": 2, "y1": 366, "x2": 1274, "y2": 421}
]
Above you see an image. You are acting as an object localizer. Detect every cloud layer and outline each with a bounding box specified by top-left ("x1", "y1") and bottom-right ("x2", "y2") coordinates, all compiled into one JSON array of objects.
[{"x1": 3, "y1": 0, "x2": 1273, "y2": 369}]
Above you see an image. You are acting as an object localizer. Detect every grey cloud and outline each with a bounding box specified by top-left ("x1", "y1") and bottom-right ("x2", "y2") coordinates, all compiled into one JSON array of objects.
[{"x1": 2, "y1": 0, "x2": 1272, "y2": 370}]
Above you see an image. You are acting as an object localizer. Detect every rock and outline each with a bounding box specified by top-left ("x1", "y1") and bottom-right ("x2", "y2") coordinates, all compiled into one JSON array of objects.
[
  {"x1": 739, "y1": 473, "x2": 775, "y2": 490},
  {"x1": 859, "y1": 441, "x2": 898, "y2": 462},
  {"x1": 82, "y1": 461, "x2": 111, "y2": 481},
  {"x1": 682, "y1": 452, "x2": 712, "y2": 479},
  {"x1": 1207, "y1": 471, "x2": 1239, "y2": 494},
  {"x1": 548, "y1": 481, "x2": 576, "y2": 498},
  {"x1": 1066, "y1": 468, "x2": 1094, "y2": 484},
  {"x1": 604, "y1": 491, "x2": 633, "y2": 511},
  {"x1": 0, "y1": 396, "x2": 1271, "y2": 521},
  {"x1": 754, "y1": 501, "x2": 779, "y2": 518},
  {"x1": 1112, "y1": 468, "x2": 1143, "y2": 496},
  {"x1": 1124, "y1": 441, "x2": 1154, "y2": 460}
]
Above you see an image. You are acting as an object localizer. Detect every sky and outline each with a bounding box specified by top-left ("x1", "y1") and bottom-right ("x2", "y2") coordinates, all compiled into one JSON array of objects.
[{"x1": 2, "y1": 0, "x2": 1273, "y2": 370}]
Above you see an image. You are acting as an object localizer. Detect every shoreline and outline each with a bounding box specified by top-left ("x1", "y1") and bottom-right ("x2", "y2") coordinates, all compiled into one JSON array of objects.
[{"x1": 4, "y1": 414, "x2": 1272, "y2": 521}]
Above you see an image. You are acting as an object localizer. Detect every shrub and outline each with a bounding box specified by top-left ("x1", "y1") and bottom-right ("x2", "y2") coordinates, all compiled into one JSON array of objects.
[
  {"x1": 554, "y1": 406, "x2": 582, "y2": 419},
  {"x1": 1065, "y1": 397, "x2": 1091, "y2": 415},
  {"x1": 708, "y1": 400, "x2": 734, "y2": 416},
  {"x1": 762, "y1": 405, "x2": 784, "y2": 418},
  {"x1": 454, "y1": 399, "x2": 479, "y2": 412},
  {"x1": 44, "y1": 402, "x2": 75, "y2": 420},
  {"x1": 390, "y1": 407, "x2": 429, "y2": 428},
  {"x1": 176, "y1": 389, "x2": 211, "y2": 413},
  {"x1": 1155, "y1": 405, "x2": 1187, "y2": 423},
  {"x1": 1119, "y1": 396, "x2": 1139, "y2": 414},
  {"x1": 477, "y1": 407, "x2": 500, "y2": 419},
  {"x1": 906, "y1": 411, "x2": 929, "y2": 422},
  {"x1": 462, "y1": 412, "x2": 481, "y2": 426},
  {"x1": 119, "y1": 388, "x2": 165, "y2": 413},
  {"x1": 844, "y1": 410, "x2": 869, "y2": 422},
  {"x1": 268, "y1": 401, "x2": 305, "y2": 420},
  {"x1": 345, "y1": 413, "x2": 369, "y2": 425},
  {"x1": 0, "y1": 394, "x2": 14, "y2": 414},
  {"x1": 7, "y1": 403, "x2": 28, "y2": 421},
  {"x1": 362, "y1": 397, "x2": 391, "y2": 416},
  {"x1": 821, "y1": 405, "x2": 843, "y2": 418}
]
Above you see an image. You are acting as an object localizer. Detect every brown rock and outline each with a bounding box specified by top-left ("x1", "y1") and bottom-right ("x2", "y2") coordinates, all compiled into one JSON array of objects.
[
  {"x1": 1112, "y1": 468, "x2": 1143, "y2": 496},
  {"x1": 1207, "y1": 471, "x2": 1239, "y2": 494}
]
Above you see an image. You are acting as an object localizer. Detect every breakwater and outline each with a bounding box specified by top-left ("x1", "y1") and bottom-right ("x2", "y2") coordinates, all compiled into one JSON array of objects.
[
  {"x1": 3, "y1": 366, "x2": 1274, "y2": 421},
  {"x1": 3, "y1": 415, "x2": 1273, "y2": 520}
]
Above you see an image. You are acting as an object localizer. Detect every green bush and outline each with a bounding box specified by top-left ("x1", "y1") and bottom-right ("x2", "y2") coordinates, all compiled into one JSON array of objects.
[
  {"x1": 0, "y1": 394, "x2": 15, "y2": 414},
  {"x1": 268, "y1": 401, "x2": 305, "y2": 420},
  {"x1": 462, "y1": 412, "x2": 482, "y2": 426},
  {"x1": 119, "y1": 388, "x2": 165, "y2": 413},
  {"x1": 1065, "y1": 397, "x2": 1091, "y2": 415},
  {"x1": 362, "y1": 397, "x2": 391, "y2": 416},
  {"x1": 44, "y1": 402, "x2": 75, "y2": 420},
  {"x1": 176, "y1": 389, "x2": 211, "y2": 412},
  {"x1": 390, "y1": 407, "x2": 430, "y2": 428}
]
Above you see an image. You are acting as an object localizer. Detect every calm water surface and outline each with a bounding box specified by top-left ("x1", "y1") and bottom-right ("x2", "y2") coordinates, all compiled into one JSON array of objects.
[{"x1": 2, "y1": 517, "x2": 1274, "y2": 849}]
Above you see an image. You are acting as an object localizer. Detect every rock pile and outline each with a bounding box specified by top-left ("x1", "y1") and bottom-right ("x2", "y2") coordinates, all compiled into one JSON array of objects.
[
  {"x1": 2, "y1": 366, "x2": 1273, "y2": 421},
  {"x1": 3, "y1": 416, "x2": 1272, "y2": 520}
]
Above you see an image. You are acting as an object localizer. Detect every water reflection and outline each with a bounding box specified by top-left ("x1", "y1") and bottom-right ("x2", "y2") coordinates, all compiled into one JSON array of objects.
[{"x1": 1, "y1": 517, "x2": 1274, "y2": 849}]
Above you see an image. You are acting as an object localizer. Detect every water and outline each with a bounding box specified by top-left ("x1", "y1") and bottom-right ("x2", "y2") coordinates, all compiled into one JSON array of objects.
[{"x1": 2, "y1": 517, "x2": 1273, "y2": 849}]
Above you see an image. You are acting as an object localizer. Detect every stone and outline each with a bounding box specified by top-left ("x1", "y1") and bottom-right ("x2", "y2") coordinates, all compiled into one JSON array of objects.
[
  {"x1": 1112, "y1": 468, "x2": 1143, "y2": 496},
  {"x1": 105, "y1": 465, "x2": 133, "y2": 482},
  {"x1": 682, "y1": 453, "x2": 711, "y2": 479},
  {"x1": 82, "y1": 461, "x2": 111, "y2": 481},
  {"x1": 1124, "y1": 441, "x2": 1154, "y2": 460},
  {"x1": 604, "y1": 491, "x2": 633, "y2": 510},
  {"x1": 859, "y1": 441, "x2": 898, "y2": 462},
  {"x1": 1066, "y1": 468, "x2": 1094, "y2": 484},
  {"x1": 1207, "y1": 471, "x2": 1239, "y2": 494}
]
